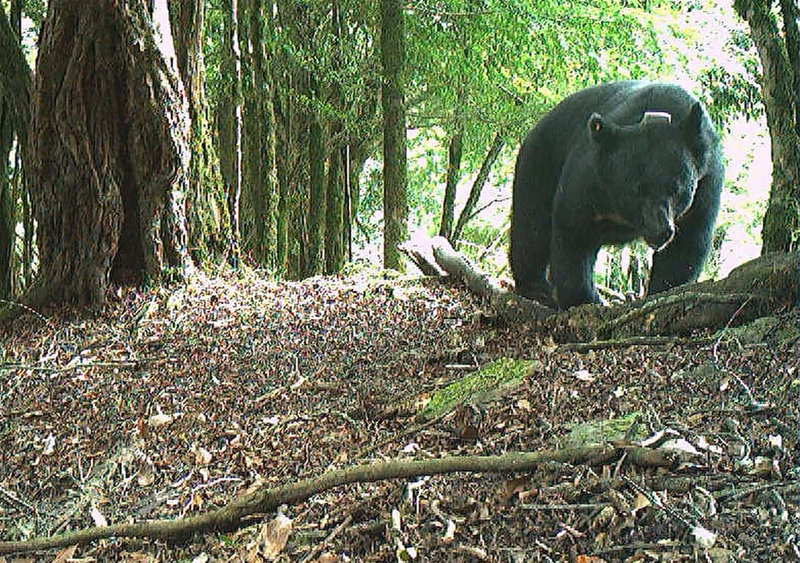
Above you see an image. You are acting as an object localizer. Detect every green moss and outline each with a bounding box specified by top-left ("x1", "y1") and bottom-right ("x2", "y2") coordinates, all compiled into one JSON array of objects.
[
  {"x1": 418, "y1": 358, "x2": 536, "y2": 420},
  {"x1": 563, "y1": 412, "x2": 645, "y2": 448}
]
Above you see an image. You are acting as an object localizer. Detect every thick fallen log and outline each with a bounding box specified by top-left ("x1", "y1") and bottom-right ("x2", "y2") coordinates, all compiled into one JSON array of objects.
[{"x1": 403, "y1": 237, "x2": 798, "y2": 341}]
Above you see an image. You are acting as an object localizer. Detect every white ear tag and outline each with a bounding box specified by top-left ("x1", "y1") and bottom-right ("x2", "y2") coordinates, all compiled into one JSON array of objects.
[{"x1": 641, "y1": 111, "x2": 672, "y2": 124}]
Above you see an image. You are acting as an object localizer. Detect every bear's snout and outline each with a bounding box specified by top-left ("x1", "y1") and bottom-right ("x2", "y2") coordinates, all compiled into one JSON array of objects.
[
  {"x1": 645, "y1": 224, "x2": 675, "y2": 251},
  {"x1": 643, "y1": 203, "x2": 675, "y2": 251}
]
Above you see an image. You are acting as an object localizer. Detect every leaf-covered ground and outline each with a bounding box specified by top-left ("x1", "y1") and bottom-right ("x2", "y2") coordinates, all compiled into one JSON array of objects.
[{"x1": 1, "y1": 270, "x2": 798, "y2": 562}]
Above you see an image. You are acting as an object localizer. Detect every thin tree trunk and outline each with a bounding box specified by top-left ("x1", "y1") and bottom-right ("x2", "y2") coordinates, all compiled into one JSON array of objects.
[
  {"x1": 254, "y1": 0, "x2": 280, "y2": 271},
  {"x1": 239, "y1": 0, "x2": 279, "y2": 269},
  {"x1": 224, "y1": 0, "x2": 244, "y2": 266},
  {"x1": 324, "y1": 1, "x2": 346, "y2": 275},
  {"x1": 0, "y1": 101, "x2": 13, "y2": 298},
  {"x1": 22, "y1": 0, "x2": 192, "y2": 309},
  {"x1": 325, "y1": 145, "x2": 345, "y2": 274},
  {"x1": 735, "y1": 0, "x2": 800, "y2": 253},
  {"x1": 438, "y1": 122, "x2": 463, "y2": 241},
  {"x1": 307, "y1": 88, "x2": 326, "y2": 276},
  {"x1": 452, "y1": 132, "x2": 505, "y2": 245},
  {"x1": 381, "y1": 0, "x2": 408, "y2": 271}
]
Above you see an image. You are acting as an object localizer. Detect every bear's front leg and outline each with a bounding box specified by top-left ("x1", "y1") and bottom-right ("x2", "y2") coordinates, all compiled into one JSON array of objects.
[
  {"x1": 649, "y1": 171, "x2": 722, "y2": 294},
  {"x1": 549, "y1": 233, "x2": 601, "y2": 309}
]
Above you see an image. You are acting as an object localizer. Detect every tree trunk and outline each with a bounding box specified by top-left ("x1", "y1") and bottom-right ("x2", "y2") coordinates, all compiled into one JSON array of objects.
[
  {"x1": 0, "y1": 100, "x2": 13, "y2": 299},
  {"x1": 240, "y1": 0, "x2": 278, "y2": 268},
  {"x1": 780, "y1": 0, "x2": 800, "y2": 136},
  {"x1": 439, "y1": 123, "x2": 463, "y2": 241},
  {"x1": 324, "y1": 3, "x2": 346, "y2": 275},
  {"x1": 381, "y1": 0, "x2": 408, "y2": 271},
  {"x1": 169, "y1": 0, "x2": 229, "y2": 263},
  {"x1": 248, "y1": 0, "x2": 280, "y2": 270},
  {"x1": 24, "y1": 0, "x2": 192, "y2": 309},
  {"x1": 325, "y1": 145, "x2": 346, "y2": 274},
  {"x1": 0, "y1": 3, "x2": 30, "y2": 298},
  {"x1": 452, "y1": 131, "x2": 504, "y2": 246},
  {"x1": 223, "y1": 0, "x2": 244, "y2": 266},
  {"x1": 735, "y1": 0, "x2": 800, "y2": 253},
  {"x1": 307, "y1": 91, "x2": 326, "y2": 277}
]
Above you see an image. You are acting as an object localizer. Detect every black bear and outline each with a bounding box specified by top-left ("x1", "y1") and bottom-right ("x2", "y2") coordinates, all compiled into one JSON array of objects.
[{"x1": 510, "y1": 81, "x2": 723, "y2": 308}]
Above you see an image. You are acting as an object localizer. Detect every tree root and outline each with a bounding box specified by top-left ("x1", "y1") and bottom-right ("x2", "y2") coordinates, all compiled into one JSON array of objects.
[
  {"x1": 0, "y1": 445, "x2": 675, "y2": 555},
  {"x1": 402, "y1": 237, "x2": 799, "y2": 340}
]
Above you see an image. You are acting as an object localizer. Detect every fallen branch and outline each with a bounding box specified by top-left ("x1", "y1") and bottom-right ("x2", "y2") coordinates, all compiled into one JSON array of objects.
[
  {"x1": 403, "y1": 236, "x2": 556, "y2": 322},
  {"x1": 0, "y1": 445, "x2": 675, "y2": 555}
]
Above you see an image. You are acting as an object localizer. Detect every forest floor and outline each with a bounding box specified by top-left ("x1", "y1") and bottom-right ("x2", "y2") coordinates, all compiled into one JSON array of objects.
[{"x1": 1, "y1": 268, "x2": 798, "y2": 562}]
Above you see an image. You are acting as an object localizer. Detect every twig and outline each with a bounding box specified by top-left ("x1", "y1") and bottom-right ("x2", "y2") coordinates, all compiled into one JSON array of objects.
[
  {"x1": 714, "y1": 480, "x2": 800, "y2": 502},
  {"x1": 520, "y1": 503, "x2": 605, "y2": 511},
  {"x1": 0, "y1": 485, "x2": 36, "y2": 513},
  {"x1": 557, "y1": 336, "x2": 682, "y2": 352},
  {"x1": 0, "y1": 299, "x2": 48, "y2": 323},
  {"x1": 355, "y1": 412, "x2": 448, "y2": 459},
  {"x1": 300, "y1": 514, "x2": 353, "y2": 563},
  {"x1": 591, "y1": 541, "x2": 690, "y2": 557}
]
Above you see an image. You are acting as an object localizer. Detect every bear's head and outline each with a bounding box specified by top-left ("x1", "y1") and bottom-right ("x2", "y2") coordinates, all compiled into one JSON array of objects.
[{"x1": 586, "y1": 103, "x2": 714, "y2": 251}]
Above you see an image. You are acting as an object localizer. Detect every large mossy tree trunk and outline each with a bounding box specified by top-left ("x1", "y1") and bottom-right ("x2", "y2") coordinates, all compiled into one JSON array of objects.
[
  {"x1": 25, "y1": 0, "x2": 192, "y2": 307},
  {"x1": 169, "y1": 0, "x2": 229, "y2": 263},
  {"x1": 380, "y1": 0, "x2": 408, "y2": 271},
  {"x1": 735, "y1": 0, "x2": 800, "y2": 253}
]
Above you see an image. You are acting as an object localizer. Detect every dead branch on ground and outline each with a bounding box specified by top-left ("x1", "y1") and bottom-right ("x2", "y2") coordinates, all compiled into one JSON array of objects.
[{"x1": 0, "y1": 445, "x2": 674, "y2": 555}]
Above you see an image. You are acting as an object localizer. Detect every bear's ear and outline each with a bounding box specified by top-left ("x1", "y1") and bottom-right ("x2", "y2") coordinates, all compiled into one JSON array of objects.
[
  {"x1": 588, "y1": 113, "x2": 607, "y2": 143},
  {"x1": 679, "y1": 102, "x2": 705, "y2": 141},
  {"x1": 680, "y1": 102, "x2": 715, "y2": 163}
]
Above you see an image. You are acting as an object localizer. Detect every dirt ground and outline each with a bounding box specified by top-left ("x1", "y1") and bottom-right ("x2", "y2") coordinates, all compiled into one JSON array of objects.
[{"x1": 1, "y1": 270, "x2": 798, "y2": 562}]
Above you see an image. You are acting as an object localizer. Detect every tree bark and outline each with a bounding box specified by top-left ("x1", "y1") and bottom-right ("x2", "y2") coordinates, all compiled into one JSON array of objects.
[
  {"x1": 381, "y1": 0, "x2": 408, "y2": 271},
  {"x1": 169, "y1": 0, "x2": 229, "y2": 263},
  {"x1": 779, "y1": 0, "x2": 800, "y2": 136},
  {"x1": 735, "y1": 0, "x2": 800, "y2": 253},
  {"x1": 0, "y1": 3, "x2": 30, "y2": 298},
  {"x1": 325, "y1": 145, "x2": 346, "y2": 275},
  {"x1": 452, "y1": 131, "x2": 505, "y2": 245},
  {"x1": 223, "y1": 0, "x2": 244, "y2": 266},
  {"x1": 22, "y1": 0, "x2": 192, "y2": 309},
  {"x1": 439, "y1": 123, "x2": 463, "y2": 241},
  {"x1": 0, "y1": 100, "x2": 13, "y2": 299},
  {"x1": 307, "y1": 91, "x2": 327, "y2": 276}
]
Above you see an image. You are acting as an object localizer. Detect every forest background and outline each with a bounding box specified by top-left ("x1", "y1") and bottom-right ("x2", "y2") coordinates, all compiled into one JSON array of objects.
[{"x1": 0, "y1": 0, "x2": 798, "y2": 309}]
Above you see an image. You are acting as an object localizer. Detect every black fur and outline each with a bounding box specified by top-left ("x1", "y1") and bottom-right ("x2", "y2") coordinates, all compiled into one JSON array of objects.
[{"x1": 510, "y1": 81, "x2": 723, "y2": 308}]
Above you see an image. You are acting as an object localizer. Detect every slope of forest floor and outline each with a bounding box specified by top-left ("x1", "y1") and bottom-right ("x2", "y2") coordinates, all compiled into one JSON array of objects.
[{"x1": 1, "y1": 269, "x2": 798, "y2": 562}]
